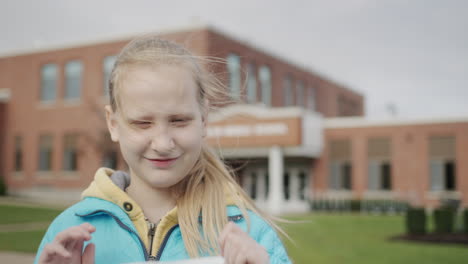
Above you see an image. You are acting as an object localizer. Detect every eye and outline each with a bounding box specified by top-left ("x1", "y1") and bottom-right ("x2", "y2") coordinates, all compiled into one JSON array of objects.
[
  {"x1": 170, "y1": 117, "x2": 192, "y2": 126},
  {"x1": 131, "y1": 120, "x2": 152, "y2": 129}
]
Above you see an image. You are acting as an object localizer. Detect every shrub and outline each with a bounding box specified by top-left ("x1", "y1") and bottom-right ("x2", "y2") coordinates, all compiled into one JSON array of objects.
[
  {"x1": 433, "y1": 208, "x2": 455, "y2": 233},
  {"x1": 406, "y1": 208, "x2": 426, "y2": 234},
  {"x1": 350, "y1": 200, "x2": 361, "y2": 212},
  {"x1": 0, "y1": 175, "x2": 6, "y2": 196}
]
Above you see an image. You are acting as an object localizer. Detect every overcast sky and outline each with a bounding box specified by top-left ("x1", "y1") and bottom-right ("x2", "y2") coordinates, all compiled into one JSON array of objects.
[{"x1": 1, "y1": 0, "x2": 467, "y2": 119}]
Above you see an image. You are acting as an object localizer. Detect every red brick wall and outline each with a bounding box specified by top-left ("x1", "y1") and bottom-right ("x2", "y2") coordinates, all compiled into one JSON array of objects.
[{"x1": 315, "y1": 121, "x2": 468, "y2": 208}]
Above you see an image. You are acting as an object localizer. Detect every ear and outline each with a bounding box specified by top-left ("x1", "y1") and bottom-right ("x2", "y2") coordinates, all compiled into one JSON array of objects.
[{"x1": 105, "y1": 105, "x2": 119, "y2": 142}]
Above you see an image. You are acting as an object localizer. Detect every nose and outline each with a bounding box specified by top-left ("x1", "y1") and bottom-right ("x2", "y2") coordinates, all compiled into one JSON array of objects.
[{"x1": 150, "y1": 126, "x2": 175, "y2": 155}]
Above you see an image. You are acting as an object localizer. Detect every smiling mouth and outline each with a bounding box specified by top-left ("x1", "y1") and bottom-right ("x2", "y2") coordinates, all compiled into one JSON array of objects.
[{"x1": 146, "y1": 157, "x2": 178, "y2": 169}]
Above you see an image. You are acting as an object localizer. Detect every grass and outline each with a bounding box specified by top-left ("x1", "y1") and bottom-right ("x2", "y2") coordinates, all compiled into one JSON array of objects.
[
  {"x1": 0, "y1": 230, "x2": 47, "y2": 253},
  {"x1": 1, "y1": 204, "x2": 468, "y2": 263},
  {"x1": 0, "y1": 204, "x2": 63, "y2": 224},
  {"x1": 0, "y1": 204, "x2": 62, "y2": 253},
  {"x1": 282, "y1": 213, "x2": 468, "y2": 264}
]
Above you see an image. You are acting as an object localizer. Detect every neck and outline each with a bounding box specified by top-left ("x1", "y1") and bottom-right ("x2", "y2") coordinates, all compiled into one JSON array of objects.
[{"x1": 126, "y1": 170, "x2": 176, "y2": 223}]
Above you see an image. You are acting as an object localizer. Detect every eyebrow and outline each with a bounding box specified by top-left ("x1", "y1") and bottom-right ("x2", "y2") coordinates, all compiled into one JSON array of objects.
[
  {"x1": 126, "y1": 112, "x2": 196, "y2": 120},
  {"x1": 125, "y1": 114, "x2": 154, "y2": 121},
  {"x1": 170, "y1": 112, "x2": 195, "y2": 117}
]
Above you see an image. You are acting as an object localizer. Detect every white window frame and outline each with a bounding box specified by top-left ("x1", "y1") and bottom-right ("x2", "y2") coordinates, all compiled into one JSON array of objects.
[
  {"x1": 259, "y1": 66, "x2": 271, "y2": 106},
  {"x1": 64, "y1": 60, "x2": 83, "y2": 100},
  {"x1": 227, "y1": 53, "x2": 241, "y2": 99}
]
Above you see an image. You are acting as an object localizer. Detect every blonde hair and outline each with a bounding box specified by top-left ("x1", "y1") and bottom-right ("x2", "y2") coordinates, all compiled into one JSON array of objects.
[{"x1": 109, "y1": 34, "x2": 285, "y2": 257}]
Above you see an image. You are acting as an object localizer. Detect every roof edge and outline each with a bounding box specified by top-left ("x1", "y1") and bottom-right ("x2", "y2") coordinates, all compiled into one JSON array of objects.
[{"x1": 324, "y1": 116, "x2": 468, "y2": 128}]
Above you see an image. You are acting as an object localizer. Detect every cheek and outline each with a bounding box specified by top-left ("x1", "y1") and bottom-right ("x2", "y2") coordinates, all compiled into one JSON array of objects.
[
  {"x1": 118, "y1": 127, "x2": 150, "y2": 152},
  {"x1": 174, "y1": 126, "x2": 204, "y2": 150}
]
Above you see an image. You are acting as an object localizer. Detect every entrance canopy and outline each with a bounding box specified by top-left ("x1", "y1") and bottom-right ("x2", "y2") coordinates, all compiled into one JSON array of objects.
[
  {"x1": 206, "y1": 104, "x2": 323, "y2": 158},
  {"x1": 0, "y1": 88, "x2": 10, "y2": 103}
]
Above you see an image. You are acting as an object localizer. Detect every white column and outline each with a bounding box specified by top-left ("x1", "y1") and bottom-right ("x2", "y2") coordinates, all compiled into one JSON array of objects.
[
  {"x1": 290, "y1": 168, "x2": 300, "y2": 202},
  {"x1": 268, "y1": 146, "x2": 284, "y2": 215}
]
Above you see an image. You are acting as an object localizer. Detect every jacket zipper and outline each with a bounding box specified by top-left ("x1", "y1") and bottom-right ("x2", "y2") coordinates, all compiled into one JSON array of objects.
[{"x1": 148, "y1": 222, "x2": 157, "y2": 261}]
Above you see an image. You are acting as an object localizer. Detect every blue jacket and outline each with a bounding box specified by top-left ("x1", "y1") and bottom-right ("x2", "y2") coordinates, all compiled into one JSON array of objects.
[{"x1": 34, "y1": 197, "x2": 292, "y2": 263}]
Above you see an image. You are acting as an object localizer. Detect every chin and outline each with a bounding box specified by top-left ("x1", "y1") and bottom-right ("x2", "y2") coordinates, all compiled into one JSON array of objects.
[{"x1": 146, "y1": 175, "x2": 185, "y2": 189}]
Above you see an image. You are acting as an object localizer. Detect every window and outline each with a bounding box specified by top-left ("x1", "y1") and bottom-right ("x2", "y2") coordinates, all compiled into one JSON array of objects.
[
  {"x1": 381, "y1": 163, "x2": 392, "y2": 190},
  {"x1": 14, "y1": 136, "x2": 22, "y2": 171},
  {"x1": 259, "y1": 66, "x2": 271, "y2": 106},
  {"x1": 103, "y1": 150, "x2": 118, "y2": 169},
  {"x1": 65, "y1": 60, "x2": 83, "y2": 100},
  {"x1": 63, "y1": 134, "x2": 78, "y2": 171},
  {"x1": 329, "y1": 161, "x2": 352, "y2": 190},
  {"x1": 40, "y1": 64, "x2": 57, "y2": 102},
  {"x1": 227, "y1": 54, "x2": 241, "y2": 99},
  {"x1": 444, "y1": 162, "x2": 456, "y2": 190},
  {"x1": 429, "y1": 136, "x2": 456, "y2": 191},
  {"x1": 308, "y1": 87, "x2": 316, "y2": 111},
  {"x1": 264, "y1": 172, "x2": 269, "y2": 198},
  {"x1": 38, "y1": 135, "x2": 53, "y2": 171},
  {"x1": 368, "y1": 161, "x2": 392, "y2": 190},
  {"x1": 368, "y1": 138, "x2": 392, "y2": 191},
  {"x1": 430, "y1": 160, "x2": 457, "y2": 191},
  {"x1": 342, "y1": 163, "x2": 352, "y2": 189},
  {"x1": 296, "y1": 80, "x2": 304, "y2": 107},
  {"x1": 283, "y1": 75, "x2": 293, "y2": 106},
  {"x1": 246, "y1": 63, "x2": 257, "y2": 103},
  {"x1": 103, "y1": 55, "x2": 117, "y2": 96},
  {"x1": 329, "y1": 139, "x2": 352, "y2": 190}
]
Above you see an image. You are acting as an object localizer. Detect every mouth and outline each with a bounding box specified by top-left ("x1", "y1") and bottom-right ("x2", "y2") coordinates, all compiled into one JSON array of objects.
[{"x1": 145, "y1": 157, "x2": 179, "y2": 169}]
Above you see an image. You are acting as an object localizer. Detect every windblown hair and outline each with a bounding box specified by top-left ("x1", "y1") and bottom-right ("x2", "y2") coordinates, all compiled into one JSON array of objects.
[{"x1": 108, "y1": 34, "x2": 284, "y2": 257}]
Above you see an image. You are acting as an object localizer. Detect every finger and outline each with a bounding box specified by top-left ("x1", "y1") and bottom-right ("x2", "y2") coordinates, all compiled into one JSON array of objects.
[
  {"x1": 233, "y1": 250, "x2": 247, "y2": 264},
  {"x1": 80, "y1": 223, "x2": 96, "y2": 233},
  {"x1": 55, "y1": 226, "x2": 93, "y2": 246},
  {"x1": 219, "y1": 222, "x2": 237, "y2": 253},
  {"x1": 222, "y1": 236, "x2": 233, "y2": 264},
  {"x1": 63, "y1": 230, "x2": 91, "y2": 253},
  {"x1": 82, "y1": 243, "x2": 95, "y2": 264},
  {"x1": 41, "y1": 243, "x2": 71, "y2": 262},
  {"x1": 223, "y1": 233, "x2": 241, "y2": 264}
]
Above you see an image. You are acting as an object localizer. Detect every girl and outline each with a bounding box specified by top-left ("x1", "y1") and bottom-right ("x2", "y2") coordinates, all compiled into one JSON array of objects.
[{"x1": 35, "y1": 34, "x2": 291, "y2": 264}]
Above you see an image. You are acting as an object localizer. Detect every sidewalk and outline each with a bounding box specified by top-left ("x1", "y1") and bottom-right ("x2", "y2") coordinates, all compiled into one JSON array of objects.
[
  {"x1": 0, "y1": 251, "x2": 35, "y2": 263},
  {"x1": 0, "y1": 195, "x2": 72, "y2": 209}
]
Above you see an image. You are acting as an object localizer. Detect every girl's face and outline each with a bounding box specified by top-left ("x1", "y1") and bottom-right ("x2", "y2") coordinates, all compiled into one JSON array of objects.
[{"x1": 106, "y1": 64, "x2": 206, "y2": 189}]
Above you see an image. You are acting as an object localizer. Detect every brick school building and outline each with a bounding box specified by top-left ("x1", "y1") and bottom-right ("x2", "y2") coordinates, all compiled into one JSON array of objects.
[{"x1": 0, "y1": 26, "x2": 466, "y2": 213}]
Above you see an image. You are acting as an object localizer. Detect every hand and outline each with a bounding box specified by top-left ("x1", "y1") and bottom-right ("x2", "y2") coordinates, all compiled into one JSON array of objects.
[
  {"x1": 38, "y1": 223, "x2": 96, "y2": 264},
  {"x1": 219, "y1": 222, "x2": 269, "y2": 264}
]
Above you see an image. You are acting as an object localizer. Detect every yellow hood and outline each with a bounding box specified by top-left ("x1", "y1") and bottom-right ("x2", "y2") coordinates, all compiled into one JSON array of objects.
[{"x1": 81, "y1": 168, "x2": 178, "y2": 251}]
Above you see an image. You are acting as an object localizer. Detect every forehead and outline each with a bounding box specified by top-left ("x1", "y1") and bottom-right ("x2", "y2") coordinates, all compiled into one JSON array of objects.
[{"x1": 117, "y1": 64, "x2": 200, "y2": 116}]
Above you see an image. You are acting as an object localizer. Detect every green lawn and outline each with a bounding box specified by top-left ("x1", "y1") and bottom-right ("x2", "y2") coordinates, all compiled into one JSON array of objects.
[
  {"x1": 282, "y1": 213, "x2": 468, "y2": 264},
  {"x1": 1, "y1": 204, "x2": 468, "y2": 263},
  {"x1": 0, "y1": 204, "x2": 63, "y2": 224},
  {"x1": 0, "y1": 230, "x2": 48, "y2": 253},
  {"x1": 0, "y1": 204, "x2": 63, "y2": 253}
]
